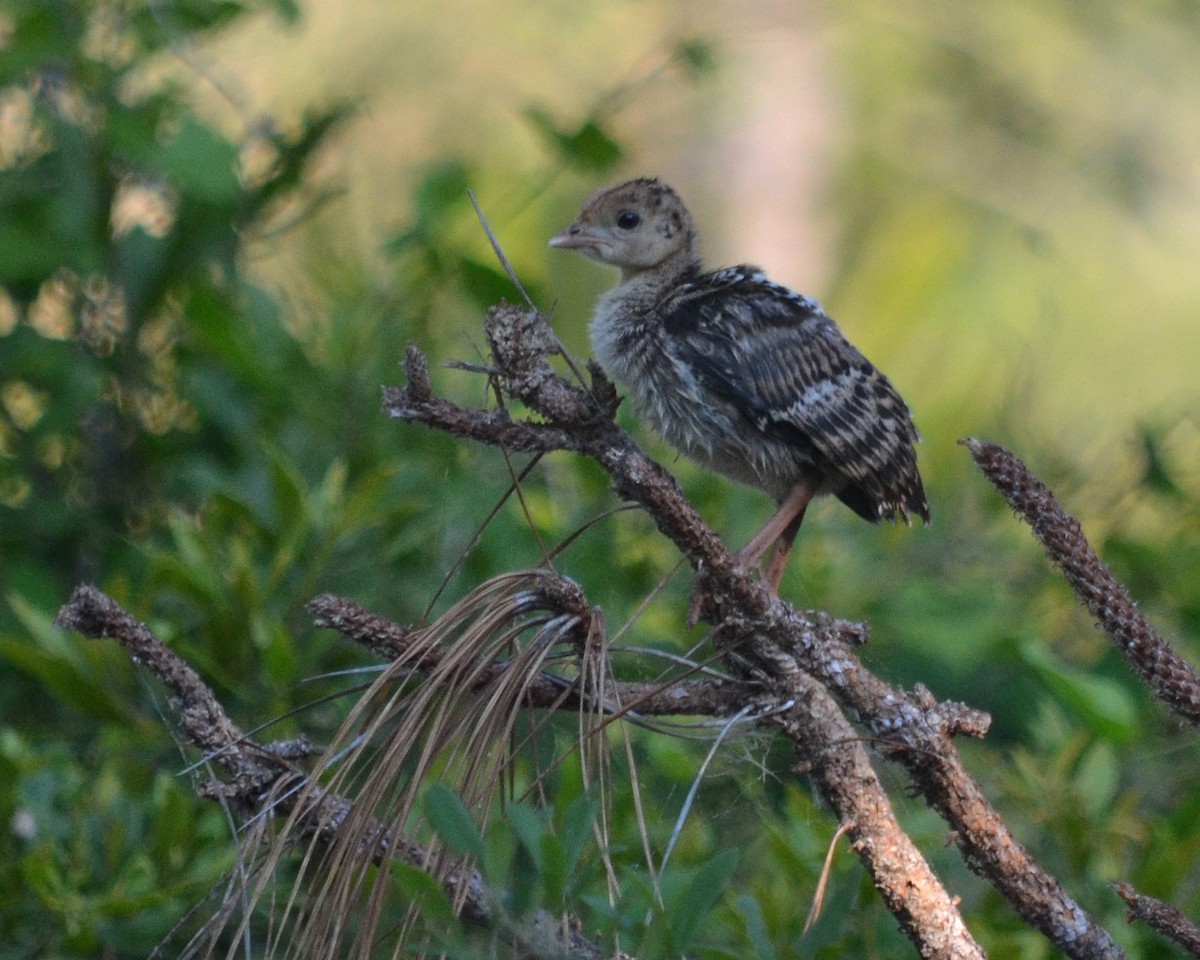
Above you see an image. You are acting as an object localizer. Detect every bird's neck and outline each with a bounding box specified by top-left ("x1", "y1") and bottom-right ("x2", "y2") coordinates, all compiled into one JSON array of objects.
[
  {"x1": 617, "y1": 246, "x2": 701, "y2": 296},
  {"x1": 593, "y1": 250, "x2": 699, "y2": 377}
]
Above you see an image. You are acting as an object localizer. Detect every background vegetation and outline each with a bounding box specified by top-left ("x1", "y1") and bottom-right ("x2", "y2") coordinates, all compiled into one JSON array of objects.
[{"x1": 2, "y1": 0, "x2": 1199, "y2": 956}]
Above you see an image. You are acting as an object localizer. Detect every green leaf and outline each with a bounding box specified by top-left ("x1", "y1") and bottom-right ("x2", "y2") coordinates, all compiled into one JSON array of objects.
[
  {"x1": 0, "y1": 634, "x2": 122, "y2": 723},
  {"x1": 1075, "y1": 741, "x2": 1119, "y2": 819},
  {"x1": 0, "y1": 7, "x2": 76, "y2": 82},
  {"x1": 154, "y1": 117, "x2": 240, "y2": 205},
  {"x1": 1019, "y1": 642, "x2": 1139, "y2": 743},
  {"x1": 502, "y1": 804, "x2": 545, "y2": 918},
  {"x1": 675, "y1": 39, "x2": 718, "y2": 79},
  {"x1": 268, "y1": 0, "x2": 302, "y2": 24},
  {"x1": 559, "y1": 792, "x2": 597, "y2": 877},
  {"x1": 153, "y1": 0, "x2": 247, "y2": 34},
  {"x1": 391, "y1": 861, "x2": 458, "y2": 925},
  {"x1": 457, "y1": 255, "x2": 522, "y2": 310},
  {"x1": 737, "y1": 893, "x2": 777, "y2": 960},
  {"x1": 505, "y1": 803, "x2": 545, "y2": 871},
  {"x1": 539, "y1": 831, "x2": 568, "y2": 905},
  {"x1": 424, "y1": 784, "x2": 486, "y2": 862},
  {"x1": 670, "y1": 848, "x2": 739, "y2": 950},
  {"x1": 381, "y1": 159, "x2": 472, "y2": 255},
  {"x1": 524, "y1": 110, "x2": 622, "y2": 173},
  {"x1": 414, "y1": 160, "x2": 471, "y2": 219},
  {"x1": 1138, "y1": 427, "x2": 1184, "y2": 499}
]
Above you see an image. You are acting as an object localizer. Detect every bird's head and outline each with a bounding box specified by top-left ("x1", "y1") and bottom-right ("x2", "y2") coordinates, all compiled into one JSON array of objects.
[{"x1": 549, "y1": 178, "x2": 699, "y2": 280}]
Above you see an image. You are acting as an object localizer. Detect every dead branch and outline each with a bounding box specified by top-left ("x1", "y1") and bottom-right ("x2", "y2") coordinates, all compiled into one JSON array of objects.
[
  {"x1": 1113, "y1": 882, "x2": 1200, "y2": 957},
  {"x1": 965, "y1": 438, "x2": 1200, "y2": 728},
  {"x1": 55, "y1": 302, "x2": 1179, "y2": 960},
  {"x1": 54, "y1": 584, "x2": 607, "y2": 960},
  {"x1": 54, "y1": 585, "x2": 284, "y2": 793},
  {"x1": 383, "y1": 302, "x2": 1128, "y2": 960},
  {"x1": 767, "y1": 653, "x2": 981, "y2": 955}
]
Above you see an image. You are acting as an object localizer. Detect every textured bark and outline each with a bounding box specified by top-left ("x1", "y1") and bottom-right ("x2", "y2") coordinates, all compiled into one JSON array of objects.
[
  {"x1": 1114, "y1": 882, "x2": 1200, "y2": 957},
  {"x1": 965, "y1": 438, "x2": 1200, "y2": 728},
  {"x1": 58, "y1": 303, "x2": 1185, "y2": 960},
  {"x1": 381, "y1": 303, "x2": 1130, "y2": 960}
]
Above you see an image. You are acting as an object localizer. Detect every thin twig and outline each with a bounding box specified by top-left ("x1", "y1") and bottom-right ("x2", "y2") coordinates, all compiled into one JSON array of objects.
[
  {"x1": 468, "y1": 188, "x2": 536, "y2": 311},
  {"x1": 1113, "y1": 882, "x2": 1200, "y2": 957}
]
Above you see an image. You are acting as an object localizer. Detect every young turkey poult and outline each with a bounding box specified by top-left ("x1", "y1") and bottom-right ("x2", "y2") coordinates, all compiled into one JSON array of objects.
[{"x1": 550, "y1": 177, "x2": 929, "y2": 591}]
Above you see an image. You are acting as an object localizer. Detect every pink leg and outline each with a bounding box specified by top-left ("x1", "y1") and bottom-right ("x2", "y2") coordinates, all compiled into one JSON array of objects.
[
  {"x1": 737, "y1": 483, "x2": 815, "y2": 575},
  {"x1": 762, "y1": 500, "x2": 808, "y2": 591},
  {"x1": 689, "y1": 483, "x2": 814, "y2": 625}
]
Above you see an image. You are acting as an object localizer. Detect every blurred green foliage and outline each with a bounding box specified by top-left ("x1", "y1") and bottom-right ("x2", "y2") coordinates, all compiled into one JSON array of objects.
[{"x1": 1, "y1": 0, "x2": 1199, "y2": 957}]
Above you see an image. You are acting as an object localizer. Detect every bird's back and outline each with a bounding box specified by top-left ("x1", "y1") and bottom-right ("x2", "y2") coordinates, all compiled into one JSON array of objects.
[{"x1": 616, "y1": 266, "x2": 930, "y2": 524}]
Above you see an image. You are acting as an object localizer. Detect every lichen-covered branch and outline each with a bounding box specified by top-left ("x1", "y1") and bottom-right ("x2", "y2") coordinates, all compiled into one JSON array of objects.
[
  {"x1": 56, "y1": 304, "x2": 1164, "y2": 960},
  {"x1": 964, "y1": 438, "x2": 1200, "y2": 728},
  {"x1": 767, "y1": 654, "x2": 981, "y2": 957},
  {"x1": 54, "y1": 585, "x2": 607, "y2": 960},
  {"x1": 54, "y1": 586, "x2": 278, "y2": 783},
  {"x1": 1113, "y1": 882, "x2": 1200, "y2": 957},
  {"x1": 383, "y1": 302, "x2": 1129, "y2": 960},
  {"x1": 782, "y1": 625, "x2": 1124, "y2": 960}
]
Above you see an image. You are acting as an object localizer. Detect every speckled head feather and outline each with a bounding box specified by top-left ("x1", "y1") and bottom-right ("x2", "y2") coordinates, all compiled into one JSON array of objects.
[
  {"x1": 548, "y1": 177, "x2": 700, "y2": 279},
  {"x1": 550, "y1": 178, "x2": 929, "y2": 590}
]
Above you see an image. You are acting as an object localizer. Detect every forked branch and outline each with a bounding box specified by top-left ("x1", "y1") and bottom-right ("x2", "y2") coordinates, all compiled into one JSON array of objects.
[
  {"x1": 383, "y1": 302, "x2": 1127, "y2": 960},
  {"x1": 55, "y1": 304, "x2": 1185, "y2": 960}
]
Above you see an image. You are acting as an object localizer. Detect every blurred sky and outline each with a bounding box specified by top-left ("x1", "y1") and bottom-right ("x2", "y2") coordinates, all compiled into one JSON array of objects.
[{"x1": 201, "y1": 0, "x2": 1200, "y2": 496}]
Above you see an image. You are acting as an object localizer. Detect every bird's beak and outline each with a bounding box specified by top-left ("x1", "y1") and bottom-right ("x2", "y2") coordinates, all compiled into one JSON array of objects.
[{"x1": 548, "y1": 224, "x2": 599, "y2": 251}]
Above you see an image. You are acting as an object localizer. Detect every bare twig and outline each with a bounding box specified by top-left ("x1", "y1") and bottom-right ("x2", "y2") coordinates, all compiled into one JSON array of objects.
[
  {"x1": 1113, "y1": 882, "x2": 1200, "y2": 957},
  {"x1": 468, "y1": 188, "x2": 592, "y2": 387},
  {"x1": 964, "y1": 438, "x2": 1200, "y2": 728},
  {"x1": 54, "y1": 585, "x2": 607, "y2": 960},
  {"x1": 385, "y1": 303, "x2": 1136, "y2": 959},
  {"x1": 468, "y1": 189, "x2": 536, "y2": 311}
]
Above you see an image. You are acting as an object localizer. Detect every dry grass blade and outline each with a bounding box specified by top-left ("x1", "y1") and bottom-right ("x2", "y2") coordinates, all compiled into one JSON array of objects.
[
  {"x1": 225, "y1": 569, "x2": 599, "y2": 959},
  {"x1": 804, "y1": 820, "x2": 854, "y2": 935}
]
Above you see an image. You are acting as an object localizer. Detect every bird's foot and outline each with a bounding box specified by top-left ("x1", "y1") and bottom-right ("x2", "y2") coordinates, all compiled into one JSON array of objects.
[{"x1": 686, "y1": 569, "x2": 720, "y2": 629}]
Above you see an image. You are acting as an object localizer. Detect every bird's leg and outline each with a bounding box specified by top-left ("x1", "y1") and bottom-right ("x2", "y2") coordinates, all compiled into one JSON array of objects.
[
  {"x1": 736, "y1": 483, "x2": 815, "y2": 587},
  {"x1": 762, "y1": 500, "x2": 808, "y2": 592},
  {"x1": 688, "y1": 483, "x2": 815, "y2": 627}
]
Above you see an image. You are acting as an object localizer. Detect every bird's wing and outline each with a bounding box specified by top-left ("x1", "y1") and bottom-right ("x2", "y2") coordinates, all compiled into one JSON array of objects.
[{"x1": 661, "y1": 268, "x2": 928, "y2": 519}]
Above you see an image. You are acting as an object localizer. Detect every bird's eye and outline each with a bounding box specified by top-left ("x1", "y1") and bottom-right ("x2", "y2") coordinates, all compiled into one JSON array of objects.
[{"x1": 616, "y1": 211, "x2": 641, "y2": 230}]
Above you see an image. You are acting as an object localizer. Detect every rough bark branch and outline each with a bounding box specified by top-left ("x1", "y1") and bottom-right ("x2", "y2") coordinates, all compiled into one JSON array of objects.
[
  {"x1": 380, "y1": 302, "x2": 1128, "y2": 960},
  {"x1": 1113, "y1": 882, "x2": 1200, "y2": 957},
  {"x1": 964, "y1": 438, "x2": 1200, "y2": 728},
  {"x1": 54, "y1": 585, "x2": 606, "y2": 960},
  {"x1": 54, "y1": 303, "x2": 1173, "y2": 960}
]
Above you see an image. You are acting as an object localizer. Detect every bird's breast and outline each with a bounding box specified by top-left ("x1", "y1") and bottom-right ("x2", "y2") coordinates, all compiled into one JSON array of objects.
[{"x1": 589, "y1": 294, "x2": 821, "y2": 501}]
